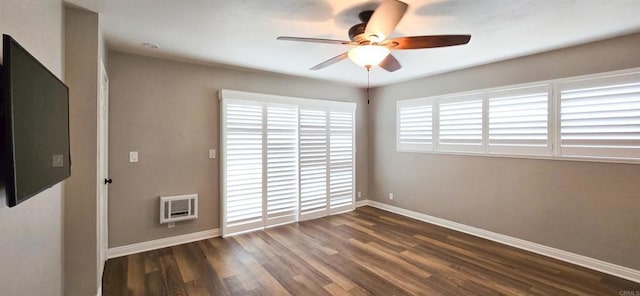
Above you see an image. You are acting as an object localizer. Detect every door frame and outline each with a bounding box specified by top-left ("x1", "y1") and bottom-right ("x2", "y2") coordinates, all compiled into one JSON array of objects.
[{"x1": 97, "y1": 58, "x2": 109, "y2": 287}]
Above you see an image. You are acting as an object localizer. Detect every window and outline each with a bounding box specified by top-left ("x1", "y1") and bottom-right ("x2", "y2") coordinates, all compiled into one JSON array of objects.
[
  {"x1": 223, "y1": 101, "x2": 264, "y2": 235},
  {"x1": 488, "y1": 85, "x2": 551, "y2": 155},
  {"x1": 328, "y1": 110, "x2": 355, "y2": 211},
  {"x1": 438, "y1": 93, "x2": 484, "y2": 152},
  {"x1": 397, "y1": 98, "x2": 434, "y2": 151},
  {"x1": 560, "y1": 73, "x2": 640, "y2": 160},
  {"x1": 298, "y1": 108, "x2": 328, "y2": 220},
  {"x1": 266, "y1": 105, "x2": 299, "y2": 227},
  {"x1": 396, "y1": 68, "x2": 640, "y2": 163},
  {"x1": 221, "y1": 90, "x2": 356, "y2": 236}
]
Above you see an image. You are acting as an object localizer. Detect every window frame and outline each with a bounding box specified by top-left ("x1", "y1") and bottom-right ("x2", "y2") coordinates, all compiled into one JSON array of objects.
[{"x1": 396, "y1": 67, "x2": 640, "y2": 164}]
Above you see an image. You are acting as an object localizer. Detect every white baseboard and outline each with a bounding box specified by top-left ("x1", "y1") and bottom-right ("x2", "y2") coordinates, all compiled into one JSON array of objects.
[
  {"x1": 364, "y1": 200, "x2": 640, "y2": 283},
  {"x1": 355, "y1": 200, "x2": 368, "y2": 207},
  {"x1": 107, "y1": 229, "x2": 220, "y2": 259}
]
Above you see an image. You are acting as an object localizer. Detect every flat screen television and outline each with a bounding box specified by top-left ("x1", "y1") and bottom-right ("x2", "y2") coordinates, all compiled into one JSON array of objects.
[{"x1": 1, "y1": 34, "x2": 70, "y2": 207}]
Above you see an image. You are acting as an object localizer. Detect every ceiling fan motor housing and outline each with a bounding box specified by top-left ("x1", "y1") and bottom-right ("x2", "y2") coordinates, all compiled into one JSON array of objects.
[
  {"x1": 348, "y1": 23, "x2": 368, "y2": 43},
  {"x1": 349, "y1": 10, "x2": 375, "y2": 44}
]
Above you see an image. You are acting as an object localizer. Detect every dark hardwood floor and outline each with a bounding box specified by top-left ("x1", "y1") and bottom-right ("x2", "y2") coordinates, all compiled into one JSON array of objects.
[{"x1": 103, "y1": 206, "x2": 639, "y2": 295}]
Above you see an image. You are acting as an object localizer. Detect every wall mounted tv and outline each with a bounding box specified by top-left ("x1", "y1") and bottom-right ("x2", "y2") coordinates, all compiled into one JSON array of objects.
[{"x1": 1, "y1": 34, "x2": 70, "y2": 207}]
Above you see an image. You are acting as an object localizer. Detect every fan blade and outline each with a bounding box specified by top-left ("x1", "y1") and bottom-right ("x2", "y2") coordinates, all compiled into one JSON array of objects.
[
  {"x1": 310, "y1": 52, "x2": 349, "y2": 70},
  {"x1": 364, "y1": 0, "x2": 408, "y2": 41},
  {"x1": 277, "y1": 36, "x2": 354, "y2": 45},
  {"x1": 379, "y1": 54, "x2": 401, "y2": 72},
  {"x1": 384, "y1": 35, "x2": 471, "y2": 50}
]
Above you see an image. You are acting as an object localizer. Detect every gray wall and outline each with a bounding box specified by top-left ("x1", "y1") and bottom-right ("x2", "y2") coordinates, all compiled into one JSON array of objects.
[
  {"x1": 64, "y1": 7, "x2": 102, "y2": 296},
  {"x1": 369, "y1": 32, "x2": 640, "y2": 269},
  {"x1": 0, "y1": 0, "x2": 65, "y2": 295},
  {"x1": 108, "y1": 52, "x2": 367, "y2": 247}
]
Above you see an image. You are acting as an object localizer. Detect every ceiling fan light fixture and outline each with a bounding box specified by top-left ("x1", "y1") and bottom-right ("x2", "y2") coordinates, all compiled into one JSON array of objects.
[
  {"x1": 277, "y1": 0, "x2": 471, "y2": 72},
  {"x1": 348, "y1": 45, "x2": 390, "y2": 68}
]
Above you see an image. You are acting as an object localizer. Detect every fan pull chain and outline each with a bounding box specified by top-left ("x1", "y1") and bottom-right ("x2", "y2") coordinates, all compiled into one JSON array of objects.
[{"x1": 366, "y1": 65, "x2": 371, "y2": 104}]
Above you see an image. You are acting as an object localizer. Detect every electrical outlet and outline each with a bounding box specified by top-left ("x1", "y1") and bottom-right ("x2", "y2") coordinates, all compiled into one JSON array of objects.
[
  {"x1": 129, "y1": 151, "x2": 138, "y2": 163},
  {"x1": 209, "y1": 149, "x2": 216, "y2": 159},
  {"x1": 357, "y1": 192, "x2": 362, "y2": 198},
  {"x1": 168, "y1": 222, "x2": 175, "y2": 228},
  {"x1": 389, "y1": 193, "x2": 394, "y2": 200}
]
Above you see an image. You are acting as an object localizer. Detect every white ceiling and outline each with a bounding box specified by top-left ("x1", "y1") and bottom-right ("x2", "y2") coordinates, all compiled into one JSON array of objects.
[{"x1": 66, "y1": 0, "x2": 640, "y2": 87}]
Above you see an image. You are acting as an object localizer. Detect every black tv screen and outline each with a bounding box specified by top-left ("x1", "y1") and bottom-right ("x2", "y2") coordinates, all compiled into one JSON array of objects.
[{"x1": 1, "y1": 34, "x2": 70, "y2": 207}]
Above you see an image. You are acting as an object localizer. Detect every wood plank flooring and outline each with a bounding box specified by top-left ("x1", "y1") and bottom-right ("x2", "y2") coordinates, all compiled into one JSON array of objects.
[{"x1": 103, "y1": 206, "x2": 640, "y2": 295}]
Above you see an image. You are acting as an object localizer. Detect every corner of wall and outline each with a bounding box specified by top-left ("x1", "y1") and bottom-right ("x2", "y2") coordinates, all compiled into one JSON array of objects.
[{"x1": 64, "y1": 6, "x2": 101, "y2": 296}]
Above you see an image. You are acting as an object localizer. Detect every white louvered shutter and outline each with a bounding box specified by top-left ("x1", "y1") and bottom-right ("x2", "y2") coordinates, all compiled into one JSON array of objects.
[
  {"x1": 397, "y1": 98, "x2": 434, "y2": 152},
  {"x1": 265, "y1": 104, "x2": 299, "y2": 227},
  {"x1": 329, "y1": 110, "x2": 354, "y2": 213},
  {"x1": 437, "y1": 94, "x2": 484, "y2": 152},
  {"x1": 560, "y1": 73, "x2": 640, "y2": 159},
  {"x1": 222, "y1": 101, "x2": 264, "y2": 235},
  {"x1": 221, "y1": 90, "x2": 357, "y2": 235},
  {"x1": 299, "y1": 108, "x2": 328, "y2": 220},
  {"x1": 488, "y1": 85, "x2": 551, "y2": 155}
]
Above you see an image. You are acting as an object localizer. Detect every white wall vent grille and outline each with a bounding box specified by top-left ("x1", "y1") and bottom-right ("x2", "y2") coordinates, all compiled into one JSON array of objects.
[{"x1": 160, "y1": 194, "x2": 198, "y2": 224}]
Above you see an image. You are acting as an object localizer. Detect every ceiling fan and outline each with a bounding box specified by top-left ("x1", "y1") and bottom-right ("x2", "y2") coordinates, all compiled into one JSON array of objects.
[{"x1": 277, "y1": 0, "x2": 471, "y2": 72}]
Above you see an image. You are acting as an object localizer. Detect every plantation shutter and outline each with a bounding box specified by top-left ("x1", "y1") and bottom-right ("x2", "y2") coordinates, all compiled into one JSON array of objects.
[
  {"x1": 437, "y1": 94, "x2": 484, "y2": 152},
  {"x1": 222, "y1": 101, "x2": 264, "y2": 235},
  {"x1": 221, "y1": 90, "x2": 356, "y2": 236},
  {"x1": 488, "y1": 85, "x2": 551, "y2": 155},
  {"x1": 298, "y1": 108, "x2": 329, "y2": 220},
  {"x1": 328, "y1": 110, "x2": 355, "y2": 213},
  {"x1": 265, "y1": 104, "x2": 299, "y2": 227},
  {"x1": 397, "y1": 98, "x2": 434, "y2": 152},
  {"x1": 560, "y1": 73, "x2": 640, "y2": 159}
]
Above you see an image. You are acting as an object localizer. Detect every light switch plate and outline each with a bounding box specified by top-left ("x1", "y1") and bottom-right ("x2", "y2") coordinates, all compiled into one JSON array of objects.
[
  {"x1": 129, "y1": 151, "x2": 138, "y2": 163},
  {"x1": 209, "y1": 149, "x2": 216, "y2": 159}
]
